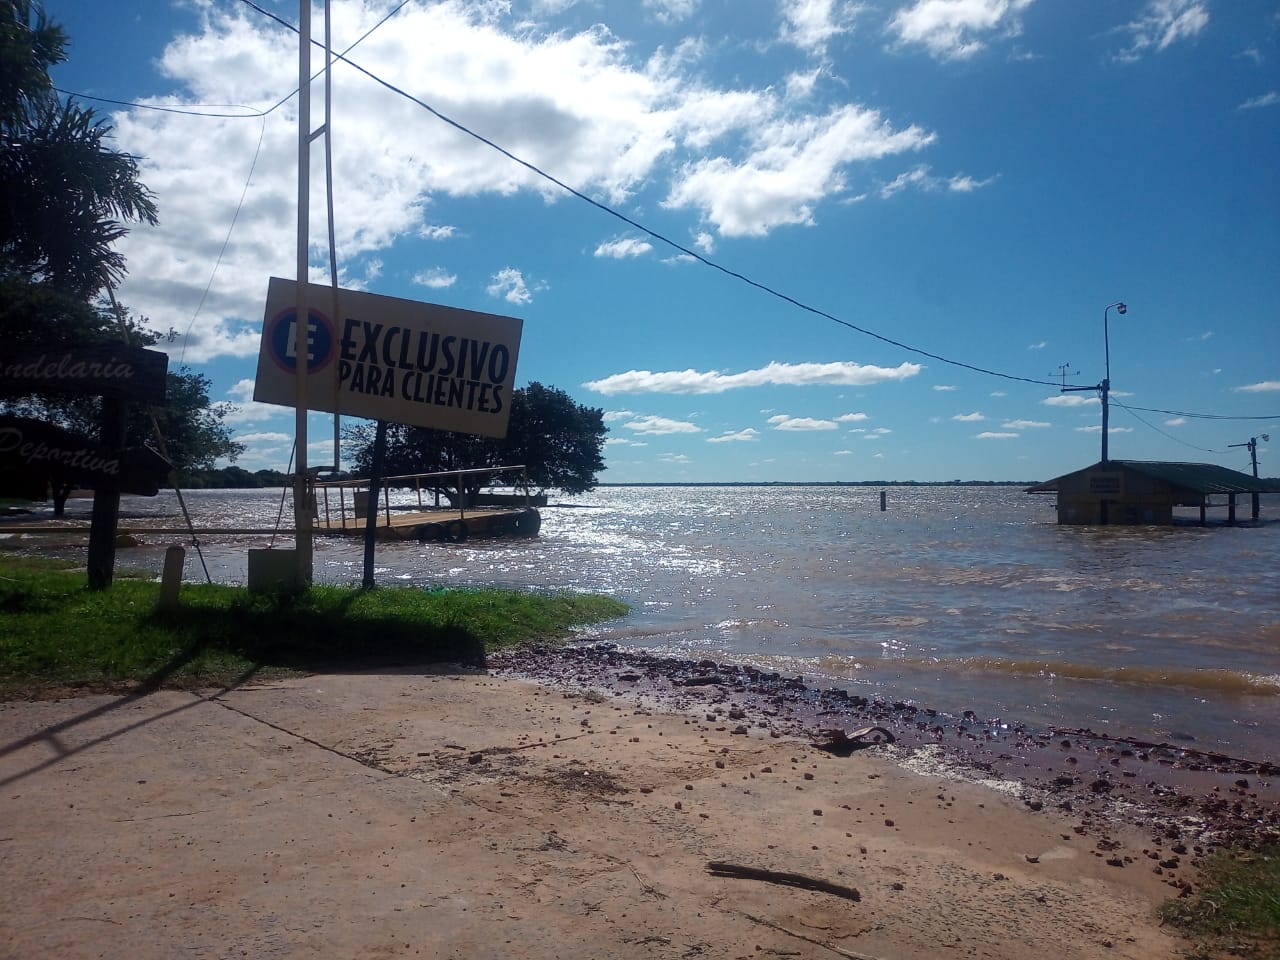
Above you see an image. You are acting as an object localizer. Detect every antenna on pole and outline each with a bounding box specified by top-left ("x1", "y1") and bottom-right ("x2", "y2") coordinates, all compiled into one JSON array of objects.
[{"x1": 1050, "y1": 362, "x2": 1077, "y2": 390}]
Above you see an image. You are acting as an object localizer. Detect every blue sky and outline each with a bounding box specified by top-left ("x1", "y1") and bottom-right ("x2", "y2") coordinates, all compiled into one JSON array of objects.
[{"x1": 47, "y1": 0, "x2": 1280, "y2": 482}]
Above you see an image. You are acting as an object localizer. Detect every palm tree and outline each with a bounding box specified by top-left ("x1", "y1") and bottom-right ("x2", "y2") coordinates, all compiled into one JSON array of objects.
[{"x1": 0, "y1": 0, "x2": 158, "y2": 297}]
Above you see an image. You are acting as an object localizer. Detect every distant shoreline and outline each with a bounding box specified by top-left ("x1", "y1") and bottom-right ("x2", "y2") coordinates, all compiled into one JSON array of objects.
[{"x1": 596, "y1": 479, "x2": 1038, "y2": 488}]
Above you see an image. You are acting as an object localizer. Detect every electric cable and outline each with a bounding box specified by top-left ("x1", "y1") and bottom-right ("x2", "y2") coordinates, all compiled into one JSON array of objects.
[
  {"x1": 1111, "y1": 400, "x2": 1224, "y2": 456},
  {"x1": 179, "y1": 115, "x2": 268, "y2": 366},
  {"x1": 235, "y1": 0, "x2": 1068, "y2": 391},
  {"x1": 63, "y1": 2, "x2": 1280, "y2": 424}
]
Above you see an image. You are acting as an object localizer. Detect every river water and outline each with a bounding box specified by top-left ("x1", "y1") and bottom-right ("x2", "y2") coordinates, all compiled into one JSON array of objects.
[{"x1": 15, "y1": 484, "x2": 1280, "y2": 761}]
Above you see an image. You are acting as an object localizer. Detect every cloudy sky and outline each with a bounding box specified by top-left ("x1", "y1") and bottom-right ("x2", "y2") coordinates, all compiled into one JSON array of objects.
[{"x1": 48, "y1": 0, "x2": 1279, "y2": 482}]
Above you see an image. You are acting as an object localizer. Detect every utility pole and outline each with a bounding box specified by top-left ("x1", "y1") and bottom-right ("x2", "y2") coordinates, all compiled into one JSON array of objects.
[
  {"x1": 1061, "y1": 302, "x2": 1125, "y2": 464},
  {"x1": 1228, "y1": 434, "x2": 1268, "y2": 520}
]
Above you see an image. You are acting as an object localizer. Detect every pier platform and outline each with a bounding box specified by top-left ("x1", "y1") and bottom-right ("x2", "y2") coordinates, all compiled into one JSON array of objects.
[{"x1": 314, "y1": 506, "x2": 541, "y2": 542}]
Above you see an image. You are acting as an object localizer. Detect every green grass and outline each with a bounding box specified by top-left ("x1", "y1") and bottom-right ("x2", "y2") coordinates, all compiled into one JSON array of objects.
[
  {"x1": 1161, "y1": 844, "x2": 1280, "y2": 959},
  {"x1": 0, "y1": 555, "x2": 628, "y2": 697}
]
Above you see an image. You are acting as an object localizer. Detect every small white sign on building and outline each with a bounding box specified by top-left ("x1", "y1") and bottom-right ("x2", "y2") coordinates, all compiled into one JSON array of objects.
[{"x1": 253, "y1": 277, "x2": 523, "y2": 438}]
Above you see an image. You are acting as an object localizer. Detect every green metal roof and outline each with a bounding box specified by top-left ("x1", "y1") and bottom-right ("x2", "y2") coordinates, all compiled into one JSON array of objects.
[{"x1": 1026, "y1": 460, "x2": 1280, "y2": 495}]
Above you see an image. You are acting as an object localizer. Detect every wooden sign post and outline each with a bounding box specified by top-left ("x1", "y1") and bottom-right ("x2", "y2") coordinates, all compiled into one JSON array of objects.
[{"x1": 0, "y1": 343, "x2": 170, "y2": 589}]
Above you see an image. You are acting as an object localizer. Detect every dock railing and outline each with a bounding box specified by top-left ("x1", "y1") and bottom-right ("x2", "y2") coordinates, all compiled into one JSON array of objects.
[{"x1": 311, "y1": 465, "x2": 535, "y2": 530}]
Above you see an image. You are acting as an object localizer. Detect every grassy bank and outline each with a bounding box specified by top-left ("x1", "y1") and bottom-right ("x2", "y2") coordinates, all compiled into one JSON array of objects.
[
  {"x1": 0, "y1": 556, "x2": 628, "y2": 698},
  {"x1": 1161, "y1": 844, "x2": 1280, "y2": 959}
]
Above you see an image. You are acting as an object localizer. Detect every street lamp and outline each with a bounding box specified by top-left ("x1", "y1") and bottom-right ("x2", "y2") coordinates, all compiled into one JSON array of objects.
[
  {"x1": 1100, "y1": 301, "x2": 1126, "y2": 463},
  {"x1": 1064, "y1": 301, "x2": 1127, "y2": 463}
]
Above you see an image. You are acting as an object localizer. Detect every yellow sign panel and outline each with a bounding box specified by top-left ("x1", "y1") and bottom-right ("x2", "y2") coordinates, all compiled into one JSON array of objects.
[{"x1": 253, "y1": 278, "x2": 523, "y2": 438}]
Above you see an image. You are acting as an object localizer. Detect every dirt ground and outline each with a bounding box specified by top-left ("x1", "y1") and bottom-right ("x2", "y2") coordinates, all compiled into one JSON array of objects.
[{"x1": 0, "y1": 668, "x2": 1186, "y2": 960}]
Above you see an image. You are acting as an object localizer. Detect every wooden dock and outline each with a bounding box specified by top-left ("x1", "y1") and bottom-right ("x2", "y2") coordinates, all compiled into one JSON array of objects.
[
  {"x1": 314, "y1": 506, "x2": 541, "y2": 543},
  {"x1": 0, "y1": 507, "x2": 542, "y2": 544}
]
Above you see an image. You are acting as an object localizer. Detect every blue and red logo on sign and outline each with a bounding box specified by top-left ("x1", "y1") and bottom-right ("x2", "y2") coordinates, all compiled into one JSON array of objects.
[{"x1": 265, "y1": 306, "x2": 336, "y2": 375}]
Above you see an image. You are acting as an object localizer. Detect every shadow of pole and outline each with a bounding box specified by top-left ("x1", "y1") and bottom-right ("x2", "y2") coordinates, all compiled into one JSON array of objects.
[{"x1": 0, "y1": 662, "x2": 264, "y2": 790}]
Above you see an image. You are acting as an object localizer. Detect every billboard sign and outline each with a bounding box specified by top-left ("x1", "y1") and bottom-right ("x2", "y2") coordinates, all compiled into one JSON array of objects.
[{"x1": 253, "y1": 278, "x2": 523, "y2": 439}]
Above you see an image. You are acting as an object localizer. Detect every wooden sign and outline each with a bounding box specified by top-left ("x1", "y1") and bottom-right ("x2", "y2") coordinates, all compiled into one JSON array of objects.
[
  {"x1": 0, "y1": 343, "x2": 168, "y2": 403},
  {"x1": 0, "y1": 416, "x2": 171, "y2": 498}
]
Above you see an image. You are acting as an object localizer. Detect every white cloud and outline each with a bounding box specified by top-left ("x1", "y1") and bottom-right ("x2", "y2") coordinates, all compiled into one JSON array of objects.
[
  {"x1": 947, "y1": 172, "x2": 997, "y2": 192},
  {"x1": 1165, "y1": 417, "x2": 1186, "y2": 426},
  {"x1": 222, "y1": 378, "x2": 290, "y2": 424},
  {"x1": 836, "y1": 412, "x2": 869, "y2": 422},
  {"x1": 1236, "y1": 381, "x2": 1280, "y2": 393},
  {"x1": 583, "y1": 359, "x2": 922, "y2": 395},
  {"x1": 101, "y1": 1, "x2": 944, "y2": 359},
  {"x1": 412, "y1": 267, "x2": 457, "y2": 288},
  {"x1": 235, "y1": 431, "x2": 292, "y2": 443},
  {"x1": 1043, "y1": 394, "x2": 1099, "y2": 407},
  {"x1": 1075, "y1": 425, "x2": 1133, "y2": 434},
  {"x1": 1002, "y1": 419, "x2": 1049, "y2": 429},
  {"x1": 1239, "y1": 91, "x2": 1280, "y2": 111},
  {"x1": 879, "y1": 164, "x2": 934, "y2": 198},
  {"x1": 888, "y1": 0, "x2": 1035, "y2": 61},
  {"x1": 644, "y1": 0, "x2": 700, "y2": 24},
  {"x1": 785, "y1": 69, "x2": 821, "y2": 100},
  {"x1": 487, "y1": 267, "x2": 537, "y2": 304},
  {"x1": 419, "y1": 224, "x2": 457, "y2": 240},
  {"x1": 990, "y1": 390, "x2": 1007, "y2": 397},
  {"x1": 666, "y1": 104, "x2": 935, "y2": 236},
  {"x1": 1026, "y1": 340, "x2": 1047, "y2": 350},
  {"x1": 976, "y1": 431, "x2": 1018, "y2": 439},
  {"x1": 624, "y1": 415, "x2": 702, "y2": 434},
  {"x1": 834, "y1": 449, "x2": 852, "y2": 455},
  {"x1": 879, "y1": 163, "x2": 993, "y2": 198},
  {"x1": 1118, "y1": 0, "x2": 1209, "y2": 61},
  {"x1": 707, "y1": 428, "x2": 760, "y2": 442},
  {"x1": 933, "y1": 384, "x2": 957, "y2": 392},
  {"x1": 595, "y1": 237, "x2": 654, "y2": 258},
  {"x1": 658, "y1": 452, "x2": 691, "y2": 463},
  {"x1": 779, "y1": 0, "x2": 861, "y2": 55},
  {"x1": 603, "y1": 409, "x2": 637, "y2": 421},
  {"x1": 767, "y1": 415, "x2": 838, "y2": 431},
  {"x1": 952, "y1": 411, "x2": 986, "y2": 422}
]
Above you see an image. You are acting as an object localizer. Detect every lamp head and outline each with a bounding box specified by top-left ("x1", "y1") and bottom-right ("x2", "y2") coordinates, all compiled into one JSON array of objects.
[
  {"x1": 1115, "y1": 302, "x2": 1127, "y2": 315},
  {"x1": 1263, "y1": 434, "x2": 1271, "y2": 443}
]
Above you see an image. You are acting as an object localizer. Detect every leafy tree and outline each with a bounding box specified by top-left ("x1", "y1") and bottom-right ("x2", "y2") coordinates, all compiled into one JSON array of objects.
[
  {"x1": 345, "y1": 383, "x2": 608, "y2": 505},
  {"x1": 0, "y1": 3, "x2": 242, "y2": 513},
  {"x1": 1, "y1": 0, "x2": 158, "y2": 295}
]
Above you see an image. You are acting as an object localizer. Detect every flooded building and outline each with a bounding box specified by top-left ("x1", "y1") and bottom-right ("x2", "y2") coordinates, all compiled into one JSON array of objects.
[{"x1": 1025, "y1": 460, "x2": 1280, "y2": 525}]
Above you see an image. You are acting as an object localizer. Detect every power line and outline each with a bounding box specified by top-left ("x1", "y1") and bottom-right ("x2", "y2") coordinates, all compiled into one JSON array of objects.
[
  {"x1": 64, "y1": 0, "x2": 1280, "y2": 426},
  {"x1": 53, "y1": 0, "x2": 416, "y2": 120},
  {"x1": 53, "y1": 88, "x2": 268, "y2": 118},
  {"x1": 1120, "y1": 403, "x2": 1280, "y2": 421},
  {"x1": 237, "y1": 0, "x2": 1071, "y2": 391},
  {"x1": 1111, "y1": 401, "x2": 1223, "y2": 455}
]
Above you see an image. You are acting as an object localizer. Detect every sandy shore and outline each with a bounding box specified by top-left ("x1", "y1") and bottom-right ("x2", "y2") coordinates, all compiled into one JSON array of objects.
[{"x1": 4, "y1": 651, "x2": 1253, "y2": 960}]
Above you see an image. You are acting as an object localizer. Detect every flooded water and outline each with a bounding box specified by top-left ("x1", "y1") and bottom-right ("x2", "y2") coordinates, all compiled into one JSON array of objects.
[{"x1": 13, "y1": 484, "x2": 1280, "y2": 761}]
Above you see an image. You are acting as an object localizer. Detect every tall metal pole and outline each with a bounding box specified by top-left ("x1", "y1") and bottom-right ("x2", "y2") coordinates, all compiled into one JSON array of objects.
[
  {"x1": 293, "y1": 0, "x2": 313, "y2": 586},
  {"x1": 1100, "y1": 301, "x2": 1125, "y2": 463}
]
